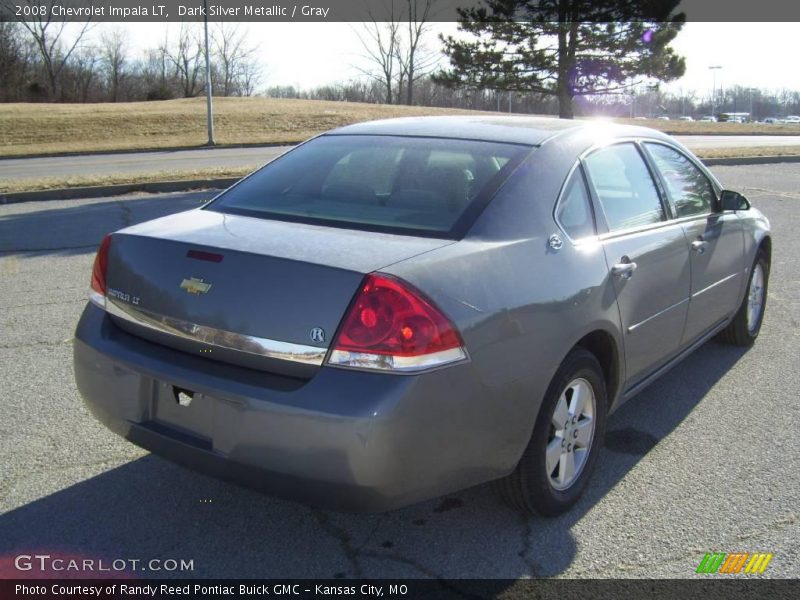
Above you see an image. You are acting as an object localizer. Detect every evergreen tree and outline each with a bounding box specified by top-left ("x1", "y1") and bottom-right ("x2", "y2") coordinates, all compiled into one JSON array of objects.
[{"x1": 436, "y1": 0, "x2": 686, "y2": 118}]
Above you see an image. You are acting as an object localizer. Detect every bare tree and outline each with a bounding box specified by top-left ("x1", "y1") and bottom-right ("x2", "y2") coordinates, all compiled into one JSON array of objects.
[
  {"x1": 356, "y1": 1, "x2": 401, "y2": 104},
  {"x1": 70, "y1": 44, "x2": 100, "y2": 102},
  {"x1": 395, "y1": 0, "x2": 439, "y2": 105},
  {"x1": 99, "y1": 27, "x2": 128, "y2": 102},
  {"x1": 0, "y1": 22, "x2": 28, "y2": 101},
  {"x1": 139, "y1": 39, "x2": 175, "y2": 100},
  {"x1": 16, "y1": 1, "x2": 94, "y2": 99},
  {"x1": 238, "y1": 59, "x2": 263, "y2": 97},
  {"x1": 211, "y1": 23, "x2": 260, "y2": 96},
  {"x1": 165, "y1": 25, "x2": 203, "y2": 98},
  {"x1": 355, "y1": 1, "x2": 438, "y2": 106}
]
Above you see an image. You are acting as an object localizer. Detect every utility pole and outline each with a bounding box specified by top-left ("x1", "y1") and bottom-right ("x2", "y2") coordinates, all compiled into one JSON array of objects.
[
  {"x1": 203, "y1": 0, "x2": 215, "y2": 146},
  {"x1": 709, "y1": 65, "x2": 722, "y2": 119}
]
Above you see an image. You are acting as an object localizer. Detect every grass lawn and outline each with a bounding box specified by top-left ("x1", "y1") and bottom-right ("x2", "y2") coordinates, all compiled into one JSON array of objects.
[
  {"x1": 0, "y1": 167, "x2": 257, "y2": 194},
  {"x1": 0, "y1": 97, "x2": 495, "y2": 157},
  {"x1": 2, "y1": 97, "x2": 799, "y2": 194},
  {"x1": 2, "y1": 97, "x2": 800, "y2": 158}
]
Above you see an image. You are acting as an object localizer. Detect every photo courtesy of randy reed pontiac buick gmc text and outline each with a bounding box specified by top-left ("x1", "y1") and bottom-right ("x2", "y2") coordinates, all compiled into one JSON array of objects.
[{"x1": 13, "y1": 583, "x2": 404, "y2": 596}]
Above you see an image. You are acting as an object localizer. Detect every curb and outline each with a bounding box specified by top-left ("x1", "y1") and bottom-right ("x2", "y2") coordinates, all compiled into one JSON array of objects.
[
  {"x1": 0, "y1": 141, "x2": 297, "y2": 162},
  {"x1": 2, "y1": 155, "x2": 799, "y2": 205},
  {"x1": 0, "y1": 177, "x2": 241, "y2": 205}
]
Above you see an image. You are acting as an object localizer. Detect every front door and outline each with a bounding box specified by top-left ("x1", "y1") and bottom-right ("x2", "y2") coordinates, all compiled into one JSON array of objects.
[{"x1": 642, "y1": 143, "x2": 745, "y2": 344}]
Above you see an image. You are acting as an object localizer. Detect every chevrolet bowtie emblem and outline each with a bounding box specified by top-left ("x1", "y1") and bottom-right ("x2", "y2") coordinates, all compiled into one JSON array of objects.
[{"x1": 180, "y1": 277, "x2": 212, "y2": 295}]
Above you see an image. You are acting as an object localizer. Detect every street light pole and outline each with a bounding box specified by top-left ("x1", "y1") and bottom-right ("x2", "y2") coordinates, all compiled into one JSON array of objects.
[
  {"x1": 709, "y1": 65, "x2": 722, "y2": 119},
  {"x1": 203, "y1": 0, "x2": 215, "y2": 146},
  {"x1": 630, "y1": 89, "x2": 635, "y2": 118}
]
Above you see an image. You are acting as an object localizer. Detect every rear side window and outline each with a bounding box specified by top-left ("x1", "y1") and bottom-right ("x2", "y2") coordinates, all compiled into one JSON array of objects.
[
  {"x1": 556, "y1": 169, "x2": 595, "y2": 240},
  {"x1": 206, "y1": 135, "x2": 530, "y2": 237},
  {"x1": 644, "y1": 143, "x2": 715, "y2": 218},
  {"x1": 584, "y1": 143, "x2": 665, "y2": 232}
]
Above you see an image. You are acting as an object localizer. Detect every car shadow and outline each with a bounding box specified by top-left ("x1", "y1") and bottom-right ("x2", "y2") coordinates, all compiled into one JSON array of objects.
[
  {"x1": 0, "y1": 192, "x2": 216, "y2": 256},
  {"x1": 0, "y1": 339, "x2": 749, "y2": 580}
]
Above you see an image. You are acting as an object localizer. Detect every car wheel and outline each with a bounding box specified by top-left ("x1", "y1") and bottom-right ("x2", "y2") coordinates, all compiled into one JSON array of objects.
[
  {"x1": 499, "y1": 348, "x2": 607, "y2": 517},
  {"x1": 718, "y1": 250, "x2": 769, "y2": 346}
]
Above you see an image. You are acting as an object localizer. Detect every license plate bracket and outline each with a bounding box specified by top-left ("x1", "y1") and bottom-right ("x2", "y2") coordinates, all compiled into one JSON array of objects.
[{"x1": 151, "y1": 382, "x2": 214, "y2": 442}]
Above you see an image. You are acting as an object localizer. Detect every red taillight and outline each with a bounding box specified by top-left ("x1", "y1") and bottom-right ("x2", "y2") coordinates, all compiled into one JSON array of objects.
[
  {"x1": 89, "y1": 234, "x2": 111, "y2": 307},
  {"x1": 327, "y1": 274, "x2": 467, "y2": 372}
]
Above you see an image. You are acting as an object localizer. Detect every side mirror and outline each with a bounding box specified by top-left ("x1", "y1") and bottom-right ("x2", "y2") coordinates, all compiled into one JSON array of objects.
[{"x1": 719, "y1": 190, "x2": 751, "y2": 211}]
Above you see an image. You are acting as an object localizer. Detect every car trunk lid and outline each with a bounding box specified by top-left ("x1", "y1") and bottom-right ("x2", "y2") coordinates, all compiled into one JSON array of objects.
[{"x1": 104, "y1": 209, "x2": 453, "y2": 378}]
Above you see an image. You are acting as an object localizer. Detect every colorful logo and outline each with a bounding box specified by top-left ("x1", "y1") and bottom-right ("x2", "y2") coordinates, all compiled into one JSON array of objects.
[
  {"x1": 696, "y1": 552, "x2": 773, "y2": 574},
  {"x1": 180, "y1": 277, "x2": 212, "y2": 295}
]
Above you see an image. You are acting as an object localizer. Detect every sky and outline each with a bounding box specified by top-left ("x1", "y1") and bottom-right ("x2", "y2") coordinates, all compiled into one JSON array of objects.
[{"x1": 115, "y1": 22, "x2": 800, "y2": 97}]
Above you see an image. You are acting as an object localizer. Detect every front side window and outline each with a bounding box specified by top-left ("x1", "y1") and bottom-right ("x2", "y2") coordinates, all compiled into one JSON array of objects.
[
  {"x1": 584, "y1": 143, "x2": 665, "y2": 232},
  {"x1": 206, "y1": 135, "x2": 530, "y2": 237},
  {"x1": 645, "y1": 143, "x2": 715, "y2": 218}
]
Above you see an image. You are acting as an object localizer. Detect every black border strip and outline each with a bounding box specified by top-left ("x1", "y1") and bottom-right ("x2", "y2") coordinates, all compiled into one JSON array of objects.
[
  {"x1": 2, "y1": 0, "x2": 800, "y2": 23},
  {"x1": 1, "y1": 578, "x2": 798, "y2": 599}
]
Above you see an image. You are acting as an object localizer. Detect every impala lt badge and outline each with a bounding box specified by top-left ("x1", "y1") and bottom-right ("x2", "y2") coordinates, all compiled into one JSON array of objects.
[{"x1": 180, "y1": 277, "x2": 212, "y2": 295}]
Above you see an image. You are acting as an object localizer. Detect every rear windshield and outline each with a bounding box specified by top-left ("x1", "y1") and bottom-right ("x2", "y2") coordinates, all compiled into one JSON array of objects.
[{"x1": 205, "y1": 135, "x2": 531, "y2": 237}]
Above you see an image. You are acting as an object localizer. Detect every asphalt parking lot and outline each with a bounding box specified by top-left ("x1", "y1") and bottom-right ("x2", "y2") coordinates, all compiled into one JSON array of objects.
[{"x1": 0, "y1": 164, "x2": 798, "y2": 579}]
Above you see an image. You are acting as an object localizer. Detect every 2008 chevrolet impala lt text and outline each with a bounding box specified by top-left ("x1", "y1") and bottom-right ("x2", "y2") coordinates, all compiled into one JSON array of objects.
[{"x1": 73, "y1": 116, "x2": 771, "y2": 515}]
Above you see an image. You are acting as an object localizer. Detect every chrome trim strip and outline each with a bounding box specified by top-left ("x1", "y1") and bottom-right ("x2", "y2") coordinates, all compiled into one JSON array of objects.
[
  {"x1": 327, "y1": 346, "x2": 468, "y2": 373},
  {"x1": 88, "y1": 289, "x2": 105, "y2": 309},
  {"x1": 105, "y1": 298, "x2": 326, "y2": 366},
  {"x1": 597, "y1": 217, "x2": 684, "y2": 242},
  {"x1": 664, "y1": 213, "x2": 713, "y2": 227},
  {"x1": 622, "y1": 316, "x2": 730, "y2": 402},
  {"x1": 691, "y1": 272, "x2": 739, "y2": 299},
  {"x1": 627, "y1": 297, "x2": 689, "y2": 333}
]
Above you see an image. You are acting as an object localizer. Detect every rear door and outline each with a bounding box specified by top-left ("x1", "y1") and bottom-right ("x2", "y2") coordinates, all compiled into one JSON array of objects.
[
  {"x1": 642, "y1": 142, "x2": 745, "y2": 344},
  {"x1": 583, "y1": 142, "x2": 691, "y2": 386}
]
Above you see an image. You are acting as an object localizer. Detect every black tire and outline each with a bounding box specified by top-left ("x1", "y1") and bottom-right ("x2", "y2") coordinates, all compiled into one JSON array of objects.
[
  {"x1": 498, "y1": 348, "x2": 607, "y2": 517},
  {"x1": 718, "y1": 249, "x2": 770, "y2": 346}
]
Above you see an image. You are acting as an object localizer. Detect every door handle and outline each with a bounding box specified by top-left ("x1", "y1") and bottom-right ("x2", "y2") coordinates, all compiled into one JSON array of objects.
[
  {"x1": 691, "y1": 240, "x2": 708, "y2": 254},
  {"x1": 611, "y1": 259, "x2": 637, "y2": 279}
]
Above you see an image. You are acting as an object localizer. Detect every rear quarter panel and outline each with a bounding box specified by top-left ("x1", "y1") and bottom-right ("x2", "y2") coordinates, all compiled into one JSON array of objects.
[{"x1": 384, "y1": 138, "x2": 624, "y2": 470}]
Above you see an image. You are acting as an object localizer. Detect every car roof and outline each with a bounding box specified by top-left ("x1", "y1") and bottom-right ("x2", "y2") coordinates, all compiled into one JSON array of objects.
[{"x1": 326, "y1": 115, "x2": 673, "y2": 147}]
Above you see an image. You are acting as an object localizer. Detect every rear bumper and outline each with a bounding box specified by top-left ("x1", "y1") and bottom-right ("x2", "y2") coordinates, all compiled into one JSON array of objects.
[{"x1": 73, "y1": 304, "x2": 525, "y2": 512}]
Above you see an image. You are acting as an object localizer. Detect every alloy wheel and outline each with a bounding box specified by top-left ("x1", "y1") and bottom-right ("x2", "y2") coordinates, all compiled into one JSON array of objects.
[
  {"x1": 747, "y1": 263, "x2": 765, "y2": 334},
  {"x1": 546, "y1": 377, "x2": 596, "y2": 491}
]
